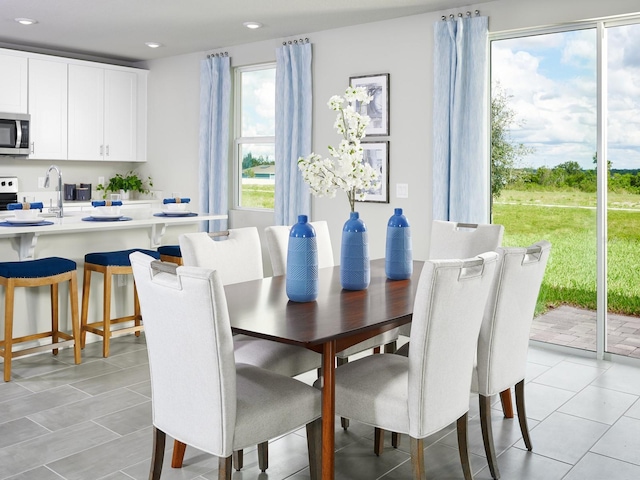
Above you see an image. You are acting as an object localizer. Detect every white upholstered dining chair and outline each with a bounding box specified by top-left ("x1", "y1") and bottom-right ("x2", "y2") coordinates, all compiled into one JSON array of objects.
[
  {"x1": 334, "y1": 252, "x2": 499, "y2": 480},
  {"x1": 473, "y1": 240, "x2": 551, "y2": 479},
  {"x1": 175, "y1": 227, "x2": 322, "y2": 469},
  {"x1": 129, "y1": 252, "x2": 321, "y2": 480}
]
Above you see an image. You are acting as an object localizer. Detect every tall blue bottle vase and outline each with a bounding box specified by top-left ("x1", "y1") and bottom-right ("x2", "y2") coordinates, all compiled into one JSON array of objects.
[
  {"x1": 286, "y1": 215, "x2": 319, "y2": 302},
  {"x1": 385, "y1": 208, "x2": 413, "y2": 280},
  {"x1": 340, "y1": 211, "x2": 370, "y2": 290}
]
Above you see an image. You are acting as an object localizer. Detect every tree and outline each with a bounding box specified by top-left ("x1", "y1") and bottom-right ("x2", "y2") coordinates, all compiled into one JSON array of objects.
[{"x1": 491, "y1": 83, "x2": 534, "y2": 199}]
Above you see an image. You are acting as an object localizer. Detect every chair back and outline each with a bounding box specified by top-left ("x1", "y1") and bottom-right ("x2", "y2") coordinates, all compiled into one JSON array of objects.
[
  {"x1": 408, "y1": 252, "x2": 498, "y2": 439},
  {"x1": 265, "y1": 221, "x2": 334, "y2": 276},
  {"x1": 429, "y1": 220, "x2": 504, "y2": 259},
  {"x1": 179, "y1": 227, "x2": 263, "y2": 284},
  {"x1": 476, "y1": 241, "x2": 551, "y2": 396},
  {"x1": 130, "y1": 252, "x2": 236, "y2": 457}
]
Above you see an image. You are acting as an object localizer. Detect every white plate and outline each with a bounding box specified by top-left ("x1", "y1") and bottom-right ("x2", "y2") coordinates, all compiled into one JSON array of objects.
[
  {"x1": 5, "y1": 217, "x2": 46, "y2": 224},
  {"x1": 161, "y1": 209, "x2": 192, "y2": 216},
  {"x1": 90, "y1": 214, "x2": 123, "y2": 220}
]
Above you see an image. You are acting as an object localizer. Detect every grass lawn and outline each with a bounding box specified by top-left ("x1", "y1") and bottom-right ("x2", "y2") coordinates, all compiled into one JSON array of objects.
[{"x1": 494, "y1": 189, "x2": 640, "y2": 315}]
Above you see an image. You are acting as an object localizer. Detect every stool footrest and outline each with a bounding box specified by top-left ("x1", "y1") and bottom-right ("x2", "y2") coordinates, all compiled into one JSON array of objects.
[
  {"x1": 1, "y1": 339, "x2": 77, "y2": 360},
  {"x1": 83, "y1": 321, "x2": 143, "y2": 338},
  {"x1": 0, "y1": 330, "x2": 73, "y2": 346}
]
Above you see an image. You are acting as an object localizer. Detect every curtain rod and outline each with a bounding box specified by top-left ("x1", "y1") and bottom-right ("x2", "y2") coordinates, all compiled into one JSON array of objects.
[
  {"x1": 282, "y1": 37, "x2": 310, "y2": 46},
  {"x1": 206, "y1": 51, "x2": 228, "y2": 58},
  {"x1": 441, "y1": 10, "x2": 480, "y2": 21}
]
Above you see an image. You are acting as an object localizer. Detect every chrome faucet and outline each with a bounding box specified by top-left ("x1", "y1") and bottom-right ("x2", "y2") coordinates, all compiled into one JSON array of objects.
[{"x1": 44, "y1": 165, "x2": 63, "y2": 218}]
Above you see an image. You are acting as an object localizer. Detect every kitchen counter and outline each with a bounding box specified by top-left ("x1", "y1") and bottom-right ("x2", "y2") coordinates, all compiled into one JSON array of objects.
[{"x1": 0, "y1": 209, "x2": 227, "y2": 260}]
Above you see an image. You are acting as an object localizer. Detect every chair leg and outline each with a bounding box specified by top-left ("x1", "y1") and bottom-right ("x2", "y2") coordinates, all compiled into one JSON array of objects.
[
  {"x1": 69, "y1": 272, "x2": 82, "y2": 365},
  {"x1": 392, "y1": 432, "x2": 401, "y2": 448},
  {"x1": 257, "y1": 442, "x2": 268, "y2": 472},
  {"x1": 102, "y1": 271, "x2": 112, "y2": 358},
  {"x1": 3, "y1": 281, "x2": 15, "y2": 382},
  {"x1": 515, "y1": 380, "x2": 532, "y2": 451},
  {"x1": 456, "y1": 412, "x2": 473, "y2": 480},
  {"x1": 149, "y1": 427, "x2": 166, "y2": 480},
  {"x1": 171, "y1": 440, "x2": 187, "y2": 468},
  {"x1": 384, "y1": 340, "x2": 397, "y2": 354},
  {"x1": 500, "y1": 388, "x2": 514, "y2": 418},
  {"x1": 306, "y1": 418, "x2": 322, "y2": 480},
  {"x1": 80, "y1": 267, "x2": 91, "y2": 348},
  {"x1": 218, "y1": 455, "x2": 232, "y2": 480},
  {"x1": 232, "y1": 449, "x2": 243, "y2": 471},
  {"x1": 410, "y1": 437, "x2": 426, "y2": 480},
  {"x1": 337, "y1": 356, "x2": 350, "y2": 429},
  {"x1": 374, "y1": 427, "x2": 385, "y2": 456},
  {"x1": 479, "y1": 394, "x2": 501, "y2": 479},
  {"x1": 51, "y1": 283, "x2": 59, "y2": 355}
]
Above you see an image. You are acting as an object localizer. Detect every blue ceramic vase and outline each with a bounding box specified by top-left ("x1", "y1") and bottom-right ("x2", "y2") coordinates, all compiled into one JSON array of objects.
[
  {"x1": 286, "y1": 215, "x2": 318, "y2": 302},
  {"x1": 385, "y1": 208, "x2": 413, "y2": 280},
  {"x1": 340, "y1": 211, "x2": 370, "y2": 290}
]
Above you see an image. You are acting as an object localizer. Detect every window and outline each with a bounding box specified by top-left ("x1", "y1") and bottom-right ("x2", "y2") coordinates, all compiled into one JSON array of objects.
[{"x1": 233, "y1": 64, "x2": 276, "y2": 209}]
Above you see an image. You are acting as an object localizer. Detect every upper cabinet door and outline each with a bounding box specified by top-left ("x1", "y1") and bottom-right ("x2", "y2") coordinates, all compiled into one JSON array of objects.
[
  {"x1": 28, "y1": 58, "x2": 68, "y2": 160},
  {"x1": 68, "y1": 64, "x2": 105, "y2": 161},
  {"x1": 104, "y1": 69, "x2": 137, "y2": 162},
  {"x1": 0, "y1": 53, "x2": 28, "y2": 113}
]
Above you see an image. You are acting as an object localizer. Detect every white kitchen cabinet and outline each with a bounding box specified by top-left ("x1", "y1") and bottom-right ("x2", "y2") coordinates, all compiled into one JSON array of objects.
[
  {"x1": 68, "y1": 64, "x2": 138, "y2": 161},
  {"x1": 0, "y1": 52, "x2": 28, "y2": 113},
  {"x1": 28, "y1": 58, "x2": 68, "y2": 159}
]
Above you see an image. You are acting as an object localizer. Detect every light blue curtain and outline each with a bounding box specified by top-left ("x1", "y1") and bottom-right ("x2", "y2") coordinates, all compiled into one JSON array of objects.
[
  {"x1": 199, "y1": 55, "x2": 231, "y2": 232},
  {"x1": 432, "y1": 16, "x2": 489, "y2": 224},
  {"x1": 275, "y1": 42, "x2": 312, "y2": 226}
]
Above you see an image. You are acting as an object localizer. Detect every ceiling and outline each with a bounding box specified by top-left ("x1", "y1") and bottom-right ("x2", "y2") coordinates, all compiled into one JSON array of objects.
[{"x1": 0, "y1": 0, "x2": 480, "y2": 64}]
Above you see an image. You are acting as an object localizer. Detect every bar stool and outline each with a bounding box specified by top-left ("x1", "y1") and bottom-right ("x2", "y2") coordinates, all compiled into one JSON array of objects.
[
  {"x1": 157, "y1": 245, "x2": 182, "y2": 265},
  {"x1": 0, "y1": 257, "x2": 81, "y2": 382},
  {"x1": 81, "y1": 248, "x2": 160, "y2": 357}
]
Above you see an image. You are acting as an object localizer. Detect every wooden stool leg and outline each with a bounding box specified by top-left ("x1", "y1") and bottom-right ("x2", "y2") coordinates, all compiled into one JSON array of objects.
[
  {"x1": 133, "y1": 281, "x2": 141, "y2": 337},
  {"x1": 80, "y1": 268, "x2": 92, "y2": 348},
  {"x1": 500, "y1": 388, "x2": 514, "y2": 419},
  {"x1": 69, "y1": 272, "x2": 82, "y2": 365},
  {"x1": 102, "y1": 270, "x2": 112, "y2": 358},
  {"x1": 3, "y1": 280, "x2": 15, "y2": 382},
  {"x1": 51, "y1": 283, "x2": 59, "y2": 355},
  {"x1": 171, "y1": 440, "x2": 187, "y2": 468}
]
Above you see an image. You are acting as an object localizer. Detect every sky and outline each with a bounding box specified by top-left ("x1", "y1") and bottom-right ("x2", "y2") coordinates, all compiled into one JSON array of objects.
[
  {"x1": 240, "y1": 67, "x2": 276, "y2": 163},
  {"x1": 491, "y1": 23, "x2": 640, "y2": 170}
]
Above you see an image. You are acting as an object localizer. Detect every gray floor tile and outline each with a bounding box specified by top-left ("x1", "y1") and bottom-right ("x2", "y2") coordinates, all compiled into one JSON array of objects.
[
  {"x1": 473, "y1": 448, "x2": 572, "y2": 480},
  {"x1": 623, "y1": 397, "x2": 640, "y2": 419},
  {"x1": 520, "y1": 381, "x2": 575, "y2": 421},
  {"x1": 125, "y1": 380, "x2": 152, "y2": 398},
  {"x1": 0, "y1": 421, "x2": 119, "y2": 479},
  {"x1": 97, "y1": 472, "x2": 137, "y2": 480},
  {"x1": 591, "y1": 363, "x2": 640, "y2": 395},
  {"x1": 558, "y1": 385, "x2": 638, "y2": 424},
  {"x1": 93, "y1": 401, "x2": 152, "y2": 436},
  {"x1": 15, "y1": 360, "x2": 123, "y2": 393},
  {"x1": 333, "y1": 435, "x2": 410, "y2": 480},
  {"x1": 563, "y1": 452, "x2": 640, "y2": 480},
  {"x1": 525, "y1": 361, "x2": 551, "y2": 382},
  {"x1": 0, "y1": 417, "x2": 50, "y2": 449},
  {"x1": 532, "y1": 360, "x2": 606, "y2": 392},
  {"x1": 591, "y1": 416, "x2": 640, "y2": 466},
  {"x1": 5, "y1": 466, "x2": 65, "y2": 480},
  {"x1": 46, "y1": 427, "x2": 152, "y2": 480},
  {"x1": 0, "y1": 385, "x2": 90, "y2": 424},
  {"x1": 104, "y1": 348, "x2": 150, "y2": 369},
  {"x1": 8, "y1": 353, "x2": 70, "y2": 380},
  {"x1": 526, "y1": 346, "x2": 568, "y2": 367},
  {"x1": 70, "y1": 364, "x2": 150, "y2": 396},
  {"x1": 514, "y1": 412, "x2": 608, "y2": 464},
  {"x1": 0, "y1": 380, "x2": 34, "y2": 403}
]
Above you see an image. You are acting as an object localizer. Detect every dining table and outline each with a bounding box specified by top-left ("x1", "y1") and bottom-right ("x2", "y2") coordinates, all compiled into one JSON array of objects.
[{"x1": 223, "y1": 258, "x2": 424, "y2": 479}]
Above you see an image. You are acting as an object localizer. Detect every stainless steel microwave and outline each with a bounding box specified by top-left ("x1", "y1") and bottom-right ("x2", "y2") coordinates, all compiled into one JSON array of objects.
[{"x1": 0, "y1": 112, "x2": 30, "y2": 156}]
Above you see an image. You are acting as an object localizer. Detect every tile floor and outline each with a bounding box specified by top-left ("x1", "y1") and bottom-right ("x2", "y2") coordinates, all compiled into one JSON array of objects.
[{"x1": 2, "y1": 335, "x2": 640, "y2": 479}]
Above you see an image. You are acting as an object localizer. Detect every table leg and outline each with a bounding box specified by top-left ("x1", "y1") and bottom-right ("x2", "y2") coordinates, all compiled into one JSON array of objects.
[{"x1": 321, "y1": 340, "x2": 336, "y2": 480}]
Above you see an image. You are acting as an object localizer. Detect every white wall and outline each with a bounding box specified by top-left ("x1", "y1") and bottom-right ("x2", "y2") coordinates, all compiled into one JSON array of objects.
[{"x1": 142, "y1": 0, "x2": 640, "y2": 263}]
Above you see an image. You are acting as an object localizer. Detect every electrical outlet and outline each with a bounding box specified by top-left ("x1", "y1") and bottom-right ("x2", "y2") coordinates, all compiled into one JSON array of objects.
[
  {"x1": 98, "y1": 176, "x2": 105, "y2": 186},
  {"x1": 396, "y1": 183, "x2": 409, "y2": 199},
  {"x1": 38, "y1": 177, "x2": 45, "y2": 188}
]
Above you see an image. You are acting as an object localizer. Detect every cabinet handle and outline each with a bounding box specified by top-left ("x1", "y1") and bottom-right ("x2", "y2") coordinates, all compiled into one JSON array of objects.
[
  {"x1": 106, "y1": 145, "x2": 110, "y2": 156},
  {"x1": 30, "y1": 142, "x2": 34, "y2": 154},
  {"x1": 100, "y1": 145, "x2": 103, "y2": 155}
]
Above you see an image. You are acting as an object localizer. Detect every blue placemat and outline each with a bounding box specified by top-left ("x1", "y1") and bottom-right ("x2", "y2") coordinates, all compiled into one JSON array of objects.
[
  {"x1": 0, "y1": 221, "x2": 54, "y2": 227},
  {"x1": 81, "y1": 216, "x2": 133, "y2": 222},
  {"x1": 153, "y1": 212, "x2": 198, "y2": 218}
]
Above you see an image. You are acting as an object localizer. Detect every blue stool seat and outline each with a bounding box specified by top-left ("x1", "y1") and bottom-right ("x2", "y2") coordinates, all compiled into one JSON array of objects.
[
  {"x1": 85, "y1": 249, "x2": 160, "y2": 267},
  {"x1": 0, "y1": 256, "x2": 81, "y2": 382},
  {"x1": 0, "y1": 257, "x2": 76, "y2": 279},
  {"x1": 157, "y1": 245, "x2": 181, "y2": 258}
]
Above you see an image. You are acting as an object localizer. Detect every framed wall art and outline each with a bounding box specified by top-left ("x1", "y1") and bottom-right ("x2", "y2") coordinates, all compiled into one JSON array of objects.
[
  {"x1": 358, "y1": 141, "x2": 389, "y2": 204},
  {"x1": 349, "y1": 73, "x2": 390, "y2": 136}
]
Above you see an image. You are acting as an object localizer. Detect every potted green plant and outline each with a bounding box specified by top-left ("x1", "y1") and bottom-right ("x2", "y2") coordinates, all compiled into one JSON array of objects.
[{"x1": 96, "y1": 171, "x2": 153, "y2": 199}]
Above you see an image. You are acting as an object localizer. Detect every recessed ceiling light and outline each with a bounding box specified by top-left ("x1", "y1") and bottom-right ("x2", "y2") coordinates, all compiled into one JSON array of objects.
[
  {"x1": 243, "y1": 22, "x2": 263, "y2": 29},
  {"x1": 145, "y1": 42, "x2": 163, "y2": 48},
  {"x1": 15, "y1": 18, "x2": 37, "y2": 25}
]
